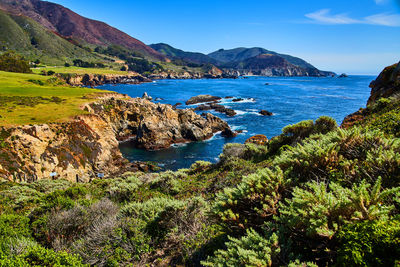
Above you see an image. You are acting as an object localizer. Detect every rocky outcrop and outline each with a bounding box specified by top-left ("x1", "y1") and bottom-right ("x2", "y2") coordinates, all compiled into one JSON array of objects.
[
  {"x1": 87, "y1": 97, "x2": 229, "y2": 150},
  {"x1": 367, "y1": 62, "x2": 400, "y2": 106},
  {"x1": 148, "y1": 68, "x2": 237, "y2": 80},
  {"x1": 0, "y1": 95, "x2": 231, "y2": 181},
  {"x1": 195, "y1": 103, "x2": 237, "y2": 117},
  {"x1": 342, "y1": 62, "x2": 400, "y2": 127},
  {"x1": 57, "y1": 73, "x2": 151, "y2": 87},
  {"x1": 221, "y1": 128, "x2": 238, "y2": 138},
  {"x1": 186, "y1": 95, "x2": 222, "y2": 105},
  {"x1": 259, "y1": 110, "x2": 273, "y2": 116},
  {"x1": 0, "y1": 115, "x2": 128, "y2": 182}
]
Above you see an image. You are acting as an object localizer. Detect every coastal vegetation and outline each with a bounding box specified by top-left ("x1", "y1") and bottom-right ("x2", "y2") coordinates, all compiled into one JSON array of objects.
[
  {"x1": 0, "y1": 0, "x2": 397, "y2": 266},
  {"x1": 0, "y1": 90, "x2": 399, "y2": 265}
]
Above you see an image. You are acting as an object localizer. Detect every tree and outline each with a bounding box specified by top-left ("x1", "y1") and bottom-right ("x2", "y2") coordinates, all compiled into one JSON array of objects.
[{"x1": 0, "y1": 51, "x2": 32, "y2": 73}]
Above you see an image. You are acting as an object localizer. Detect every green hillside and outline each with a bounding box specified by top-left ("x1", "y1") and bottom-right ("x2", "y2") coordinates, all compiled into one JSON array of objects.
[
  {"x1": 0, "y1": 10, "x2": 109, "y2": 65},
  {"x1": 208, "y1": 47, "x2": 316, "y2": 69},
  {"x1": 150, "y1": 43, "x2": 218, "y2": 65}
]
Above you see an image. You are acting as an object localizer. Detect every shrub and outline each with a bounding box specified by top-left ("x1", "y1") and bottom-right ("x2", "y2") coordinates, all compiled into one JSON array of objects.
[
  {"x1": 0, "y1": 214, "x2": 31, "y2": 239},
  {"x1": 213, "y1": 168, "x2": 286, "y2": 231},
  {"x1": 202, "y1": 229, "x2": 280, "y2": 267},
  {"x1": 269, "y1": 116, "x2": 337, "y2": 155},
  {"x1": 278, "y1": 178, "x2": 399, "y2": 264},
  {"x1": 273, "y1": 128, "x2": 400, "y2": 186},
  {"x1": 107, "y1": 175, "x2": 142, "y2": 202},
  {"x1": 336, "y1": 219, "x2": 400, "y2": 266},
  {"x1": 149, "y1": 171, "x2": 186, "y2": 196},
  {"x1": 0, "y1": 51, "x2": 31, "y2": 73},
  {"x1": 28, "y1": 79, "x2": 44, "y2": 86},
  {"x1": 17, "y1": 245, "x2": 86, "y2": 266},
  {"x1": 46, "y1": 199, "x2": 119, "y2": 250},
  {"x1": 219, "y1": 143, "x2": 269, "y2": 163}
]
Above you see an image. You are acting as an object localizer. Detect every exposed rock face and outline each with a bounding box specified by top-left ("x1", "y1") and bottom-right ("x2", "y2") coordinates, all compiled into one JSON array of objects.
[
  {"x1": 58, "y1": 73, "x2": 151, "y2": 87},
  {"x1": 225, "y1": 54, "x2": 325, "y2": 77},
  {"x1": 186, "y1": 95, "x2": 222, "y2": 105},
  {"x1": 0, "y1": 115, "x2": 126, "y2": 181},
  {"x1": 148, "y1": 69, "x2": 237, "y2": 80},
  {"x1": 88, "y1": 97, "x2": 229, "y2": 150},
  {"x1": 342, "y1": 62, "x2": 400, "y2": 127},
  {"x1": 368, "y1": 62, "x2": 400, "y2": 106},
  {"x1": 0, "y1": 95, "x2": 231, "y2": 181}
]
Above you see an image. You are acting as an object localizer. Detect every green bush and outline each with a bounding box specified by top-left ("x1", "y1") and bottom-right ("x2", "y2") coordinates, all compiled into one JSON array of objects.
[
  {"x1": 269, "y1": 116, "x2": 337, "y2": 155},
  {"x1": 202, "y1": 229, "x2": 280, "y2": 267},
  {"x1": 273, "y1": 128, "x2": 400, "y2": 186},
  {"x1": 0, "y1": 214, "x2": 31, "y2": 239},
  {"x1": 278, "y1": 178, "x2": 399, "y2": 264},
  {"x1": 336, "y1": 219, "x2": 400, "y2": 266},
  {"x1": 0, "y1": 51, "x2": 31, "y2": 73},
  {"x1": 213, "y1": 168, "x2": 286, "y2": 231}
]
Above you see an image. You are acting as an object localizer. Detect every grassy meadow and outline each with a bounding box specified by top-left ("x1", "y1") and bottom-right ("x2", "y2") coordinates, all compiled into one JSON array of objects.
[
  {"x1": 0, "y1": 71, "x2": 108, "y2": 126},
  {"x1": 31, "y1": 66, "x2": 129, "y2": 75}
]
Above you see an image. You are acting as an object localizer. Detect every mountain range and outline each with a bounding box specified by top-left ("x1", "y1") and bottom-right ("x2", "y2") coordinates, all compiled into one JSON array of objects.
[
  {"x1": 0, "y1": 0, "x2": 334, "y2": 77},
  {"x1": 150, "y1": 44, "x2": 333, "y2": 76}
]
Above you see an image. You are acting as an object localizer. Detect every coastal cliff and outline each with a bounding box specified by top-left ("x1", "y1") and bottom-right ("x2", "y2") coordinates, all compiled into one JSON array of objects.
[
  {"x1": 0, "y1": 95, "x2": 230, "y2": 181},
  {"x1": 342, "y1": 61, "x2": 400, "y2": 128},
  {"x1": 368, "y1": 61, "x2": 400, "y2": 105},
  {"x1": 57, "y1": 73, "x2": 152, "y2": 86}
]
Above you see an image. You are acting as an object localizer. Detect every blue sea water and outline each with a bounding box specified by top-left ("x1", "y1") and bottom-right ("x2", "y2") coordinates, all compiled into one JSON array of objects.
[{"x1": 98, "y1": 75, "x2": 375, "y2": 170}]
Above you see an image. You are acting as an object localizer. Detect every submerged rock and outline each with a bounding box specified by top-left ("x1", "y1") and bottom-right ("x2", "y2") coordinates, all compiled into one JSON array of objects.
[
  {"x1": 259, "y1": 110, "x2": 273, "y2": 116},
  {"x1": 209, "y1": 103, "x2": 237, "y2": 116},
  {"x1": 221, "y1": 128, "x2": 238, "y2": 138}
]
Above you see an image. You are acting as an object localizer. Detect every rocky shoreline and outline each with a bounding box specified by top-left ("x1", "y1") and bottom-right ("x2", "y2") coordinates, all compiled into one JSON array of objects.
[
  {"x1": 0, "y1": 94, "x2": 232, "y2": 181},
  {"x1": 57, "y1": 68, "x2": 238, "y2": 87}
]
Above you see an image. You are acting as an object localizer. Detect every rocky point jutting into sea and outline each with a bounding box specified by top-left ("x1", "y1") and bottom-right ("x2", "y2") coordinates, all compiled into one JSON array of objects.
[{"x1": 0, "y1": 94, "x2": 231, "y2": 181}]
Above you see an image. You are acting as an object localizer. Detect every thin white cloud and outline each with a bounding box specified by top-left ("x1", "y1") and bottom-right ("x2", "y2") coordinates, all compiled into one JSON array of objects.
[
  {"x1": 305, "y1": 9, "x2": 359, "y2": 24},
  {"x1": 374, "y1": 0, "x2": 387, "y2": 5},
  {"x1": 305, "y1": 9, "x2": 400, "y2": 27},
  {"x1": 365, "y1": 13, "x2": 400, "y2": 26}
]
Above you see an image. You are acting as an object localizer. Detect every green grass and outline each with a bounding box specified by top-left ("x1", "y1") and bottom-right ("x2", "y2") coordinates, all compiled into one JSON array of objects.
[
  {"x1": 158, "y1": 62, "x2": 204, "y2": 73},
  {"x1": 32, "y1": 66, "x2": 128, "y2": 75},
  {"x1": 0, "y1": 71, "x2": 109, "y2": 126}
]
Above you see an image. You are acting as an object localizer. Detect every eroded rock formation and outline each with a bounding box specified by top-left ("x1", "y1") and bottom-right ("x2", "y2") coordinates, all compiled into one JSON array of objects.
[
  {"x1": 368, "y1": 62, "x2": 400, "y2": 106},
  {"x1": 88, "y1": 97, "x2": 229, "y2": 150},
  {"x1": 0, "y1": 95, "x2": 230, "y2": 181}
]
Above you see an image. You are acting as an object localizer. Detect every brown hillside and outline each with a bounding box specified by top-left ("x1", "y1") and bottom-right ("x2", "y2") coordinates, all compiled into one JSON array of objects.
[{"x1": 0, "y1": 0, "x2": 166, "y2": 61}]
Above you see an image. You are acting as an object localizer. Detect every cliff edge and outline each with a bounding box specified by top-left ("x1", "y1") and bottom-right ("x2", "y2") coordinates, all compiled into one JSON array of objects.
[{"x1": 0, "y1": 95, "x2": 230, "y2": 181}]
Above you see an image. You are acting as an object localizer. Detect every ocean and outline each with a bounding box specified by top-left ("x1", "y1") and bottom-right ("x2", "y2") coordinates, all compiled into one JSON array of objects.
[{"x1": 98, "y1": 75, "x2": 375, "y2": 170}]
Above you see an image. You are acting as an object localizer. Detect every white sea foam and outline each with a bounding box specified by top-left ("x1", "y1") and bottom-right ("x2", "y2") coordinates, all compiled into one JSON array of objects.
[{"x1": 234, "y1": 110, "x2": 247, "y2": 115}]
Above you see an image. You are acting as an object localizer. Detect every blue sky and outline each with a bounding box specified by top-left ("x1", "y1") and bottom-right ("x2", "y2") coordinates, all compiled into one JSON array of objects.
[{"x1": 50, "y1": 0, "x2": 400, "y2": 74}]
